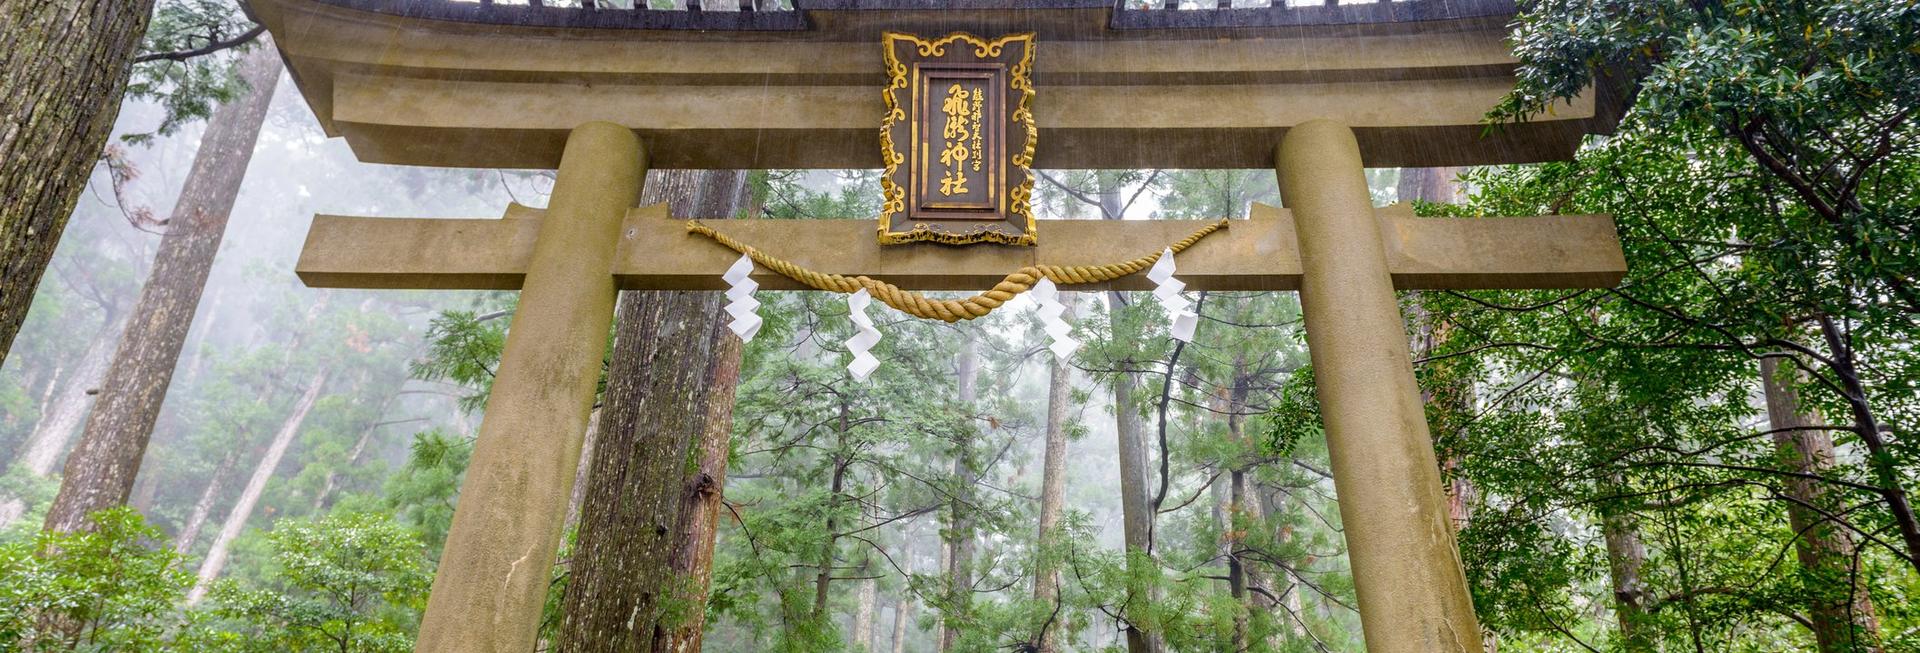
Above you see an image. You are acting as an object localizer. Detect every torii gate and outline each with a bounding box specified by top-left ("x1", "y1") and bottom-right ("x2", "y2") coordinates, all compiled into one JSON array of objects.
[{"x1": 249, "y1": 0, "x2": 1629, "y2": 651}]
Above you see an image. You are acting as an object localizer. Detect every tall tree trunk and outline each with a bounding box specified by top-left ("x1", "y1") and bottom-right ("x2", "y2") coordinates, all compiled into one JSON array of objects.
[
  {"x1": 181, "y1": 285, "x2": 226, "y2": 383},
  {"x1": 1241, "y1": 479, "x2": 1283, "y2": 647},
  {"x1": 652, "y1": 314, "x2": 746, "y2": 653},
  {"x1": 1222, "y1": 358, "x2": 1253, "y2": 652},
  {"x1": 1259, "y1": 482, "x2": 1308, "y2": 639},
  {"x1": 558, "y1": 169, "x2": 747, "y2": 652},
  {"x1": 1762, "y1": 357, "x2": 1883, "y2": 652},
  {"x1": 560, "y1": 289, "x2": 723, "y2": 651},
  {"x1": 185, "y1": 365, "x2": 329, "y2": 605},
  {"x1": 942, "y1": 336, "x2": 980, "y2": 652},
  {"x1": 1228, "y1": 470, "x2": 1251, "y2": 652},
  {"x1": 1396, "y1": 166, "x2": 1458, "y2": 206},
  {"x1": 173, "y1": 444, "x2": 242, "y2": 557},
  {"x1": 16, "y1": 313, "x2": 122, "y2": 477},
  {"x1": 0, "y1": 0, "x2": 154, "y2": 364},
  {"x1": 852, "y1": 575, "x2": 878, "y2": 652},
  {"x1": 1105, "y1": 296, "x2": 1157, "y2": 653},
  {"x1": 561, "y1": 408, "x2": 602, "y2": 533},
  {"x1": 25, "y1": 361, "x2": 63, "y2": 430},
  {"x1": 1599, "y1": 482, "x2": 1654, "y2": 653},
  {"x1": 890, "y1": 596, "x2": 913, "y2": 653},
  {"x1": 43, "y1": 46, "x2": 284, "y2": 533},
  {"x1": 1032, "y1": 298, "x2": 1075, "y2": 653},
  {"x1": 814, "y1": 408, "x2": 850, "y2": 623},
  {"x1": 1087, "y1": 171, "x2": 1160, "y2": 653},
  {"x1": 889, "y1": 540, "x2": 919, "y2": 653},
  {"x1": 0, "y1": 314, "x2": 124, "y2": 527},
  {"x1": 1401, "y1": 166, "x2": 1478, "y2": 528}
]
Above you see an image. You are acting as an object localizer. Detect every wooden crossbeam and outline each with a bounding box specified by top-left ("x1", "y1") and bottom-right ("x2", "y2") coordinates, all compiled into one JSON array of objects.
[{"x1": 296, "y1": 203, "x2": 1625, "y2": 293}]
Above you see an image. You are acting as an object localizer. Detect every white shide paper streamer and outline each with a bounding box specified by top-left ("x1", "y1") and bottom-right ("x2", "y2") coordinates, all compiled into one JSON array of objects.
[
  {"x1": 722, "y1": 254, "x2": 762, "y2": 343},
  {"x1": 846, "y1": 288, "x2": 882, "y2": 381},
  {"x1": 1146, "y1": 247, "x2": 1198, "y2": 342},
  {"x1": 1030, "y1": 278, "x2": 1079, "y2": 359}
]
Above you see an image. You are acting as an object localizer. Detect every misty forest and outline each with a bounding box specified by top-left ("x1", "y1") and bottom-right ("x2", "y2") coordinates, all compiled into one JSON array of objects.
[{"x1": 2, "y1": 0, "x2": 1919, "y2": 652}]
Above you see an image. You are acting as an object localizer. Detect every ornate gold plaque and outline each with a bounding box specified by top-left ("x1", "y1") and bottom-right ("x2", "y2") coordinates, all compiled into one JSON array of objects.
[{"x1": 879, "y1": 32, "x2": 1036, "y2": 246}]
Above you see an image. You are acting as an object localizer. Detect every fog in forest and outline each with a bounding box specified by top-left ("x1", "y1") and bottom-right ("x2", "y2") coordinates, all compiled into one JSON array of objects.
[
  {"x1": 0, "y1": 72, "x2": 1352, "y2": 650},
  {"x1": 6, "y1": 1, "x2": 1918, "y2": 651}
]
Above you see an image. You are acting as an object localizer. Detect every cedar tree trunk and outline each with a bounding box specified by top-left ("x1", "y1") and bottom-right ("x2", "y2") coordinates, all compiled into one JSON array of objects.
[
  {"x1": 1762, "y1": 357, "x2": 1883, "y2": 652},
  {"x1": 651, "y1": 310, "x2": 745, "y2": 653},
  {"x1": 0, "y1": 0, "x2": 154, "y2": 363},
  {"x1": 1600, "y1": 483, "x2": 1654, "y2": 653},
  {"x1": 1031, "y1": 294, "x2": 1075, "y2": 652},
  {"x1": 43, "y1": 44, "x2": 282, "y2": 533},
  {"x1": 941, "y1": 336, "x2": 980, "y2": 651},
  {"x1": 558, "y1": 169, "x2": 748, "y2": 652}
]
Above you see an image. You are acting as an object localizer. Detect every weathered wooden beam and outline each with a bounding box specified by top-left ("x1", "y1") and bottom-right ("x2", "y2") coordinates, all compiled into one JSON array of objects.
[{"x1": 296, "y1": 203, "x2": 1625, "y2": 292}]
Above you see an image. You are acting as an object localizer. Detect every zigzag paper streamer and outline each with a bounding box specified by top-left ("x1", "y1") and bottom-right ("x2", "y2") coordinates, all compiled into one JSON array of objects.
[
  {"x1": 846, "y1": 288, "x2": 882, "y2": 381},
  {"x1": 1146, "y1": 247, "x2": 1198, "y2": 342},
  {"x1": 1030, "y1": 278, "x2": 1079, "y2": 359},
  {"x1": 722, "y1": 254, "x2": 762, "y2": 343}
]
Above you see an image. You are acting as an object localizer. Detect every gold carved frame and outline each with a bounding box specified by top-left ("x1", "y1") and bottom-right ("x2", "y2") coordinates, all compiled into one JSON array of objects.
[{"x1": 879, "y1": 31, "x2": 1037, "y2": 246}]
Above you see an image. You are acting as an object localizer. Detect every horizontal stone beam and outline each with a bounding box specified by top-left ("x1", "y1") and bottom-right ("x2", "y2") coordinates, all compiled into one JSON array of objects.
[
  {"x1": 326, "y1": 74, "x2": 1591, "y2": 170},
  {"x1": 296, "y1": 203, "x2": 1625, "y2": 292},
  {"x1": 250, "y1": 0, "x2": 1622, "y2": 169}
]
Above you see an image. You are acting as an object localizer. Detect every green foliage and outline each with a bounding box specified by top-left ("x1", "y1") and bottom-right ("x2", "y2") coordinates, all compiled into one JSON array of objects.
[
  {"x1": 1435, "y1": 73, "x2": 1920, "y2": 653},
  {"x1": 203, "y1": 512, "x2": 430, "y2": 653},
  {"x1": 124, "y1": 0, "x2": 263, "y2": 144},
  {"x1": 1498, "y1": 0, "x2": 1920, "y2": 315},
  {"x1": 16, "y1": 4, "x2": 1920, "y2": 648},
  {"x1": 410, "y1": 305, "x2": 510, "y2": 413},
  {"x1": 0, "y1": 509, "x2": 192, "y2": 651},
  {"x1": 381, "y1": 429, "x2": 472, "y2": 555},
  {"x1": 0, "y1": 469, "x2": 60, "y2": 540}
]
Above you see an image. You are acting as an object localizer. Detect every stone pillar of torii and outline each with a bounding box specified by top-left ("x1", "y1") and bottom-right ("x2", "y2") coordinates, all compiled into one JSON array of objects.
[{"x1": 298, "y1": 119, "x2": 1624, "y2": 653}]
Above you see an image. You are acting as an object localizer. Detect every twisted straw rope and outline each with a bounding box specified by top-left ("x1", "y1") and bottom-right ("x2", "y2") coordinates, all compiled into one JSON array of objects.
[{"x1": 685, "y1": 219, "x2": 1229, "y2": 323}]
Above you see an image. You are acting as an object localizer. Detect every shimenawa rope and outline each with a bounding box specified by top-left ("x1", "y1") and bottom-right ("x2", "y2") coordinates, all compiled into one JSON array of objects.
[{"x1": 684, "y1": 219, "x2": 1229, "y2": 323}]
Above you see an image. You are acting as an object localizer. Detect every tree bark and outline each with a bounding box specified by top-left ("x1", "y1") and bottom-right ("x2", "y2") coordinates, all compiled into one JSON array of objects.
[
  {"x1": 557, "y1": 169, "x2": 748, "y2": 653},
  {"x1": 652, "y1": 314, "x2": 745, "y2": 653},
  {"x1": 562, "y1": 407, "x2": 603, "y2": 534},
  {"x1": 891, "y1": 596, "x2": 914, "y2": 653},
  {"x1": 1032, "y1": 297, "x2": 1075, "y2": 653},
  {"x1": 559, "y1": 290, "x2": 723, "y2": 651},
  {"x1": 42, "y1": 45, "x2": 283, "y2": 533},
  {"x1": 0, "y1": 0, "x2": 154, "y2": 364},
  {"x1": 853, "y1": 575, "x2": 878, "y2": 652},
  {"x1": 1396, "y1": 166, "x2": 1458, "y2": 206},
  {"x1": 1085, "y1": 172, "x2": 1160, "y2": 653},
  {"x1": 941, "y1": 336, "x2": 980, "y2": 652},
  {"x1": 1599, "y1": 486, "x2": 1654, "y2": 653},
  {"x1": 1105, "y1": 299, "x2": 1157, "y2": 653},
  {"x1": 814, "y1": 408, "x2": 850, "y2": 623},
  {"x1": 1223, "y1": 357, "x2": 1253, "y2": 652},
  {"x1": 185, "y1": 365, "x2": 329, "y2": 605},
  {"x1": 1762, "y1": 357, "x2": 1883, "y2": 652}
]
